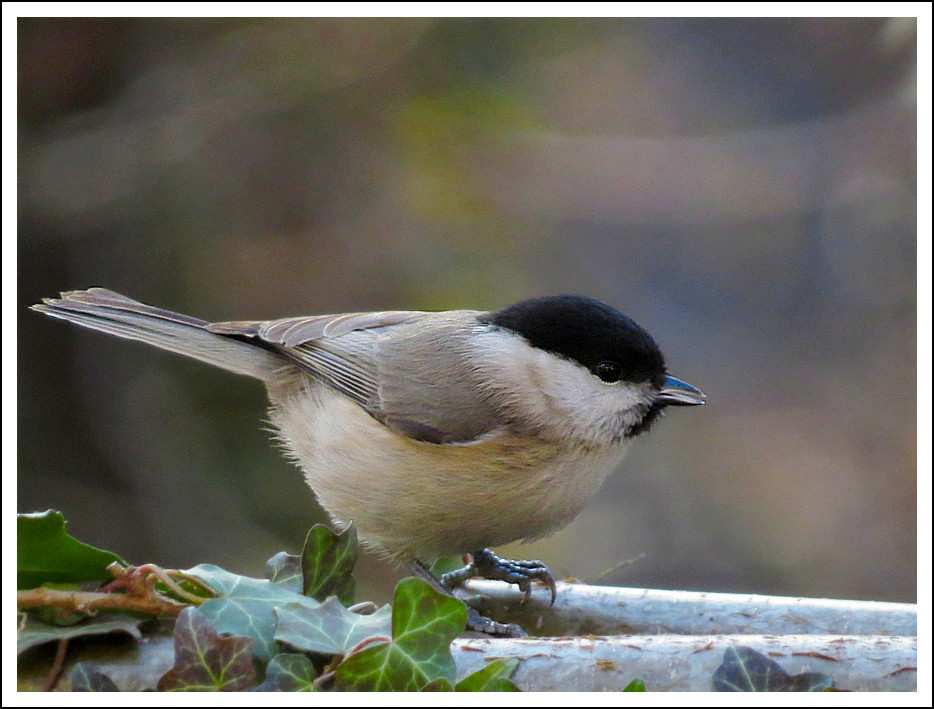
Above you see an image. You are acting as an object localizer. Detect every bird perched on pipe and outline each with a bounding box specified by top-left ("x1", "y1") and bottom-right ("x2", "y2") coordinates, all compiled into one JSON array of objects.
[{"x1": 33, "y1": 288, "x2": 705, "y2": 636}]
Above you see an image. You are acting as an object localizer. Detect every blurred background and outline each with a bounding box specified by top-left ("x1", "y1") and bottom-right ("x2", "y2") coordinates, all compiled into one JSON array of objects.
[{"x1": 17, "y1": 17, "x2": 917, "y2": 604}]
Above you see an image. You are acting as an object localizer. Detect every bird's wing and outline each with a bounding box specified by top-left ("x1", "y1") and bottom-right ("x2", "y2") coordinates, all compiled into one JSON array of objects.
[
  {"x1": 208, "y1": 310, "x2": 426, "y2": 346},
  {"x1": 208, "y1": 310, "x2": 503, "y2": 443}
]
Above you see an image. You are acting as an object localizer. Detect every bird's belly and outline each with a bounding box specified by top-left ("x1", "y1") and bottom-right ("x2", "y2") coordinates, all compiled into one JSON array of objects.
[{"x1": 269, "y1": 381, "x2": 629, "y2": 562}]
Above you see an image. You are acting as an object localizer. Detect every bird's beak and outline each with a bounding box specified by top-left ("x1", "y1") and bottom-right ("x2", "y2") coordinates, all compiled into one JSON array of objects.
[{"x1": 658, "y1": 375, "x2": 706, "y2": 406}]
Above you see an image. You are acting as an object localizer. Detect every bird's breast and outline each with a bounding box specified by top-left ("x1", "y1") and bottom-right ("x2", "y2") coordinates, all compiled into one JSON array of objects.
[{"x1": 267, "y1": 377, "x2": 630, "y2": 562}]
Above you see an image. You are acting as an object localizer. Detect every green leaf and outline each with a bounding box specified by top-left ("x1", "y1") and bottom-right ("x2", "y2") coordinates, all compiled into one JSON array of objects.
[
  {"x1": 17, "y1": 511, "x2": 125, "y2": 589},
  {"x1": 32, "y1": 584, "x2": 86, "y2": 627},
  {"x1": 785, "y1": 673, "x2": 836, "y2": 692},
  {"x1": 265, "y1": 551, "x2": 303, "y2": 593},
  {"x1": 623, "y1": 678, "x2": 646, "y2": 691},
  {"x1": 156, "y1": 607, "x2": 256, "y2": 691},
  {"x1": 455, "y1": 658, "x2": 520, "y2": 691},
  {"x1": 713, "y1": 645, "x2": 834, "y2": 692},
  {"x1": 184, "y1": 564, "x2": 320, "y2": 663},
  {"x1": 253, "y1": 653, "x2": 320, "y2": 691},
  {"x1": 275, "y1": 596, "x2": 392, "y2": 656},
  {"x1": 421, "y1": 678, "x2": 455, "y2": 690},
  {"x1": 17, "y1": 612, "x2": 144, "y2": 654},
  {"x1": 301, "y1": 523, "x2": 358, "y2": 605},
  {"x1": 71, "y1": 663, "x2": 119, "y2": 691},
  {"x1": 334, "y1": 576, "x2": 467, "y2": 691},
  {"x1": 428, "y1": 555, "x2": 465, "y2": 578}
]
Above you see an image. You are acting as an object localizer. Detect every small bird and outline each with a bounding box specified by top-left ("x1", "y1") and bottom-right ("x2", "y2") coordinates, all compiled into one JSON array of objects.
[{"x1": 33, "y1": 288, "x2": 705, "y2": 635}]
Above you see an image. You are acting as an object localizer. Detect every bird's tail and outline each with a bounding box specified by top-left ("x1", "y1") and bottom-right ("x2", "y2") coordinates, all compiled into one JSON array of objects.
[{"x1": 32, "y1": 288, "x2": 283, "y2": 381}]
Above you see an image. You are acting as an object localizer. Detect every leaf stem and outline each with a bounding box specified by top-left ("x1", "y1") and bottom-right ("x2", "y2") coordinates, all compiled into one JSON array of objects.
[
  {"x1": 17, "y1": 588, "x2": 188, "y2": 617},
  {"x1": 40, "y1": 638, "x2": 69, "y2": 692}
]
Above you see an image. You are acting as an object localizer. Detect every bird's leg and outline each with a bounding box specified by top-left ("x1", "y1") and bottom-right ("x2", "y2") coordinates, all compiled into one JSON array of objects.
[
  {"x1": 407, "y1": 560, "x2": 527, "y2": 637},
  {"x1": 441, "y1": 548, "x2": 558, "y2": 606}
]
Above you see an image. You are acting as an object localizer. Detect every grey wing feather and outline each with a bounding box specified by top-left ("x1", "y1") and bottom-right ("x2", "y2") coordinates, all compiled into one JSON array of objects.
[
  {"x1": 209, "y1": 310, "x2": 426, "y2": 346},
  {"x1": 210, "y1": 311, "x2": 427, "y2": 410},
  {"x1": 363, "y1": 313, "x2": 505, "y2": 443},
  {"x1": 209, "y1": 310, "x2": 503, "y2": 443},
  {"x1": 289, "y1": 336, "x2": 381, "y2": 408}
]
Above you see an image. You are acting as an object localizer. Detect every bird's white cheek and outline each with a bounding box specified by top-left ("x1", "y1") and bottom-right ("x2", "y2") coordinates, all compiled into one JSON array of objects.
[
  {"x1": 542, "y1": 374, "x2": 647, "y2": 433},
  {"x1": 472, "y1": 332, "x2": 652, "y2": 442}
]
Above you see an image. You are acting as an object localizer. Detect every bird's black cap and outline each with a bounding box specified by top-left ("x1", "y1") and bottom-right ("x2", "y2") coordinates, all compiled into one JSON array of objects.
[{"x1": 481, "y1": 295, "x2": 667, "y2": 386}]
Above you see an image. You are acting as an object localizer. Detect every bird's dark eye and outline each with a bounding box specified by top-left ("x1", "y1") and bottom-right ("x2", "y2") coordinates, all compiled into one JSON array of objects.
[{"x1": 595, "y1": 361, "x2": 622, "y2": 383}]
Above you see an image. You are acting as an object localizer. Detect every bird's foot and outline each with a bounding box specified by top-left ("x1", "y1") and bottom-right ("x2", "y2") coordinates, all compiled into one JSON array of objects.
[
  {"x1": 408, "y1": 559, "x2": 528, "y2": 637},
  {"x1": 465, "y1": 607, "x2": 526, "y2": 637},
  {"x1": 441, "y1": 548, "x2": 558, "y2": 605}
]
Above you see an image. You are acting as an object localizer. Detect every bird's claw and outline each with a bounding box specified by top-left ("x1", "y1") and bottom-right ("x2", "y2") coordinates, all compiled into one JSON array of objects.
[
  {"x1": 465, "y1": 607, "x2": 527, "y2": 637},
  {"x1": 441, "y1": 548, "x2": 558, "y2": 606}
]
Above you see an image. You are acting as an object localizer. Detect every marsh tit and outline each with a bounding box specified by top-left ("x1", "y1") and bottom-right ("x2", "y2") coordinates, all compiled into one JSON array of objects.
[{"x1": 33, "y1": 289, "x2": 705, "y2": 635}]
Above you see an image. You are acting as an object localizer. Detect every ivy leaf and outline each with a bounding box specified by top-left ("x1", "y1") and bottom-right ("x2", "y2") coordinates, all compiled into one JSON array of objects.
[
  {"x1": 156, "y1": 607, "x2": 256, "y2": 691},
  {"x1": 253, "y1": 653, "x2": 320, "y2": 692},
  {"x1": 265, "y1": 551, "x2": 303, "y2": 593},
  {"x1": 70, "y1": 663, "x2": 119, "y2": 691},
  {"x1": 274, "y1": 596, "x2": 392, "y2": 656},
  {"x1": 17, "y1": 511, "x2": 125, "y2": 589},
  {"x1": 623, "y1": 678, "x2": 647, "y2": 691},
  {"x1": 421, "y1": 678, "x2": 455, "y2": 690},
  {"x1": 31, "y1": 585, "x2": 87, "y2": 627},
  {"x1": 184, "y1": 564, "x2": 319, "y2": 663},
  {"x1": 455, "y1": 658, "x2": 520, "y2": 691},
  {"x1": 785, "y1": 672, "x2": 836, "y2": 691},
  {"x1": 301, "y1": 523, "x2": 358, "y2": 605},
  {"x1": 17, "y1": 612, "x2": 144, "y2": 654},
  {"x1": 334, "y1": 576, "x2": 467, "y2": 691},
  {"x1": 713, "y1": 645, "x2": 834, "y2": 692},
  {"x1": 428, "y1": 555, "x2": 465, "y2": 578}
]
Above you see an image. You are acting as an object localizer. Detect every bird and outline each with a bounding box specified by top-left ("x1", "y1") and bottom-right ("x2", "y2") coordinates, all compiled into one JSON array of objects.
[{"x1": 33, "y1": 288, "x2": 705, "y2": 635}]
